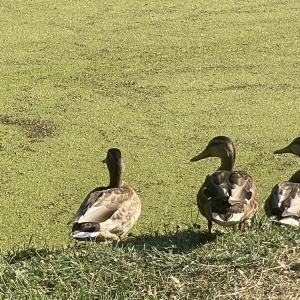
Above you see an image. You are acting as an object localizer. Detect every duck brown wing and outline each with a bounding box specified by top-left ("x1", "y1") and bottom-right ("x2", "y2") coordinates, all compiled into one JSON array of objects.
[
  {"x1": 68, "y1": 187, "x2": 136, "y2": 224},
  {"x1": 202, "y1": 171, "x2": 229, "y2": 200},
  {"x1": 227, "y1": 171, "x2": 253, "y2": 205},
  {"x1": 203, "y1": 170, "x2": 253, "y2": 203},
  {"x1": 265, "y1": 182, "x2": 300, "y2": 218}
]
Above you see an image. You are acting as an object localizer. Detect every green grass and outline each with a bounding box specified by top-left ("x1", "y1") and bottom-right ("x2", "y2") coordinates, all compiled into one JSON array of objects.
[
  {"x1": 1, "y1": 224, "x2": 300, "y2": 299},
  {"x1": 0, "y1": 0, "x2": 300, "y2": 298}
]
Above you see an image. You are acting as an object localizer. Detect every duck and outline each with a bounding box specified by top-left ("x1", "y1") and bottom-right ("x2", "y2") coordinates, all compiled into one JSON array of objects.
[
  {"x1": 265, "y1": 137, "x2": 300, "y2": 227},
  {"x1": 190, "y1": 136, "x2": 259, "y2": 233},
  {"x1": 68, "y1": 148, "x2": 141, "y2": 241}
]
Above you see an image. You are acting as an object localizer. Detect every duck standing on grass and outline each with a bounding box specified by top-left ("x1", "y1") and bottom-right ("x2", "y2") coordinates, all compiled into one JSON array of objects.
[
  {"x1": 190, "y1": 136, "x2": 259, "y2": 233},
  {"x1": 68, "y1": 148, "x2": 141, "y2": 241},
  {"x1": 265, "y1": 137, "x2": 300, "y2": 227}
]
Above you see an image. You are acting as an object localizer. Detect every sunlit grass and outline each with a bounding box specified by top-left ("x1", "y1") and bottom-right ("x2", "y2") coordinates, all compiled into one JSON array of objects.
[
  {"x1": 0, "y1": 0, "x2": 300, "y2": 298},
  {"x1": 1, "y1": 224, "x2": 300, "y2": 299}
]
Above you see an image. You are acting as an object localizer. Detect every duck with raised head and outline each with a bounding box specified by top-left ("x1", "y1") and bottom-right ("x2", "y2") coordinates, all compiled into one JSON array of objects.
[
  {"x1": 265, "y1": 137, "x2": 300, "y2": 227},
  {"x1": 190, "y1": 136, "x2": 259, "y2": 233},
  {"x1": 68, "y1": 148, "x2": 141, "y2": 241}
]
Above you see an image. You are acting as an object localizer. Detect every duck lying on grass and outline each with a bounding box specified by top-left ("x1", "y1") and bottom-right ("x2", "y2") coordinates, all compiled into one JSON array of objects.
[
  {"x1": 190, "y1": 136, "x2": 259, "y2": 233},
  {"x1": 265, "y1": 137, "x2": 300, "y2": 227},
  {"x1": 68, "y1": 148, "x2": 141, "y2": 241}
]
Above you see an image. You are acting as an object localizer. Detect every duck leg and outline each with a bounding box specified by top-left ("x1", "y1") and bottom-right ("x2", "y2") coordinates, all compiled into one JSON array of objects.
[
  {"x1": 238, "y1": 222, "x2": 245, "y2": 233},
  {"x1": 208, "y1": 220, "x2": 213, "y2": 233}
]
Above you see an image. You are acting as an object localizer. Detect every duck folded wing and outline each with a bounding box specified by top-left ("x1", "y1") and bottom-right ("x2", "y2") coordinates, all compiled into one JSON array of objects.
[
  {"x1": 69, "y1": 187, "x2": 135, "y2": 224},
  {"x1": 228, "y1": 172, "x2": 253, "y2": 205},
  {"x1": 203, "y1": 171, "x2": 230, "y2": 199},
  {"x1": 269, "y1": 182, "x2": 300, "y2": 217},
  {"x1": 204, "y1": 171, "x2": 252, "y2": 204},
  {"x1": 283, "y1": 195, "x2": 300, "y2": 217}
]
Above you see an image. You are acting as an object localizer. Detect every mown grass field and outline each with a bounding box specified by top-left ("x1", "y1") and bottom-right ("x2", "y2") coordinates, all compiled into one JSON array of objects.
[{"x1": 0, "y1": 0, "x2": 300, "y2": 298}]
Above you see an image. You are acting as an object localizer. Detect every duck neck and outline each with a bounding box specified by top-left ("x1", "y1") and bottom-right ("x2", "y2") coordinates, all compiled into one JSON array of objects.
[
  {"x1": 218, "y1": 146, "x2": 236, "y2": 171},
  {"x1": 289, "y1": 169, "x2": 300, "y2": 183},
  {"x1": 218, "y1": 157, "x2": 235, "y2": 171},
  {"x1": 108, "y1": 165, "x2": 123, "y2": 188}
]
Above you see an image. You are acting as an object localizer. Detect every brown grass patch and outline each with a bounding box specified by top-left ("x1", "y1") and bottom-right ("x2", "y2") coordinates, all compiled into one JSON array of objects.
[{"x1": 0, "y1": 115, "x2": 57, "y2": 139}]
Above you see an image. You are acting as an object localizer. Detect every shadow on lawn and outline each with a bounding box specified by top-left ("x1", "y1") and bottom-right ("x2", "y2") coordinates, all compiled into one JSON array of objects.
[
  {"x1": 3, "y1": 226, "x2": 221, "y2": 263},
  {"x1": 119, "y1": 226, "x2": 222, "y2": 253}
]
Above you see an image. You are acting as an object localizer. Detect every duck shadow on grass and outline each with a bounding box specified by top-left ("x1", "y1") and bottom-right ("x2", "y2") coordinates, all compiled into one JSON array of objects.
[
  {"x1": 118, "y1": 226, "x2": 222, "y2": 254},
  {"x1": 290, "y1": 262, "x2": 300, "y2": 271},
  {"x1": 3, "y1": 226, "x2": 222, "y2": 263}
]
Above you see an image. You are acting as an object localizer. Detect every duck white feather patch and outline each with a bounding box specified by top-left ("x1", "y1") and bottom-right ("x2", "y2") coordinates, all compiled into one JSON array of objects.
[
  {"x1": 268, "y1": 215, "x2": 299, "y2": 227},
  {"x1": 212, "y1": 212, "x2": 244, "y2": 225},
  {"x1": 71, "y1": 231, "x2": 100, "y2": 239},
  {"x1": 268, "y1": 215, "x2": 279, "y2": 222},
  {"x1": 279, "y1": 218, "x2": 299, "y2": 227}
]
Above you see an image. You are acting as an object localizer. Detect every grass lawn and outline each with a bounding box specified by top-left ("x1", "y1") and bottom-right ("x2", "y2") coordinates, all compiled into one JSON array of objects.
[{"x1": 0, "y1": 0, "x2": 300, "y2": 298}]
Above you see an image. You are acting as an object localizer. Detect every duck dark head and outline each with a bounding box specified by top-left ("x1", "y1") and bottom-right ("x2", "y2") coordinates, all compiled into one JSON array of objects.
[{"x1": 103, "y1": 148, "x2": 122, "y2": 162}]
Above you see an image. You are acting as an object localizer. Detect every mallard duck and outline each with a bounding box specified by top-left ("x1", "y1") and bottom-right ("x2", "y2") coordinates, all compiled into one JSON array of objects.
[
  {"x1": 190, "y1": 136, "x2": 259, "y2": 233},
  {"x1": 265, "y1": 137, "x2": 300, "y2": 227},
  {"x1": 68, "y1": 148, "x2": 141, "y2": 241}
]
